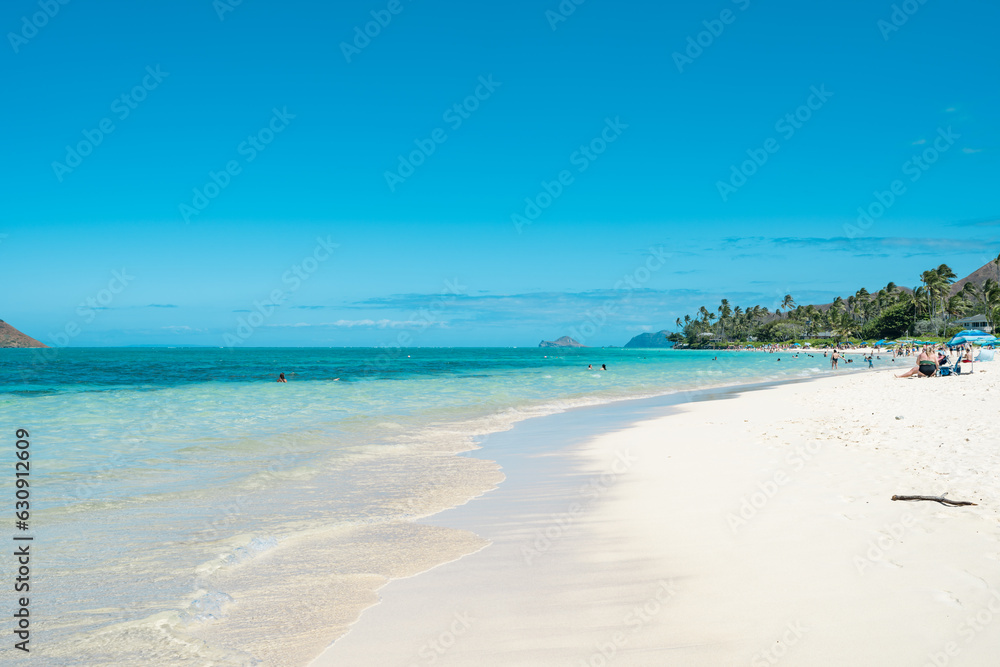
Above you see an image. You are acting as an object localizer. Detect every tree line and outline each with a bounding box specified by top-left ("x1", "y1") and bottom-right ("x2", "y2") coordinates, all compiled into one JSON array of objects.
[{"x1": 671, "y1": 258, "x2": 1000, "y2": 345}]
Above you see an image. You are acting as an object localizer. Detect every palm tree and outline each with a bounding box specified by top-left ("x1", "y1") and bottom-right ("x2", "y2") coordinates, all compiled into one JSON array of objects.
[
  {"x1": 803, "y1": 304, "x2": 819, "y2": 336},
  {"x1": 717, "y1": 299, "x2": 732, "y2": 341},
  {"x1": 946, "y1": 294, "x2": 969, "y2": 328},
  {"x1": 781, "y1": 294, "x2": 795, "y2": 317},
  {"x1": 831, "y1": 311, "x2": 854, "y2": 343},
  {"x1": 932, "y1": 265, "x2": 957, "y2": 334},
  {"x1": 919, "y1": 270, "x2": 940, "y2": 318},
  {"x1": 937, "y1": 264, "x2": 957, "y2": 281},
  {"x1": 854, "y1": 288, "x2": 870, "y2": 324},
  {"x1": 985, "y1": 280, "x2": 1000, "y2": 331},
  {"x1": 912, "y1": 286, "x2": 930, "y2": 318},
  {"x1": 733, "y1": 306, "x2": 744, "y2": 340}
]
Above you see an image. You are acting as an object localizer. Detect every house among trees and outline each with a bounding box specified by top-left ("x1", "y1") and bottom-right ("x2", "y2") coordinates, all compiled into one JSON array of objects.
[{"x1": 955, "y1": 314, "x2": 991, "y2": 332}]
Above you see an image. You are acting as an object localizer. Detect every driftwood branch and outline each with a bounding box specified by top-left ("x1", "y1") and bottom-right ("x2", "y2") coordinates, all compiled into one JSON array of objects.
[{"x1": 891, "y1": 494, "x2": 977, "y2": 507}]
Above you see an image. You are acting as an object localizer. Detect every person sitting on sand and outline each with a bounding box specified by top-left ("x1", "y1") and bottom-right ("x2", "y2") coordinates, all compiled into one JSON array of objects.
[
  {"x1": 277, "y1": 373, "x2": 287, "y2": 383},
  {"x1": 897, "y1": 347, "x2": 938, "y2": 378}
]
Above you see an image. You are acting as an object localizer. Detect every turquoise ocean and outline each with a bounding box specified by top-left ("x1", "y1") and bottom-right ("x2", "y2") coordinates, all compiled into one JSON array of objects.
[{"x1": 0, "y1": 347, "x2": 874, "y2": 664}]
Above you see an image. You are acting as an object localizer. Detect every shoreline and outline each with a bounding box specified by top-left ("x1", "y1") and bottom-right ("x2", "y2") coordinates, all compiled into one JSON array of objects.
[
  {"x1": 311, "y1": 363, "x2": 1000, "y2": 666},
  {"x1": 17, "y1": 348, "x2": 896, "y2": 665}
]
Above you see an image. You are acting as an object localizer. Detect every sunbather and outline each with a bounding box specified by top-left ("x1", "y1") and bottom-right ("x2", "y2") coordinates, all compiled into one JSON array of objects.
[{"x1": 897, "y1": 346, "x2": 938, "y2": 378}]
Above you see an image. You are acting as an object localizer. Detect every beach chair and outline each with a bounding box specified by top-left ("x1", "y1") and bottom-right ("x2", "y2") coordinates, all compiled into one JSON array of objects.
[{"x1": 937, "y1": 354, "x2": 965, "y2": 376}]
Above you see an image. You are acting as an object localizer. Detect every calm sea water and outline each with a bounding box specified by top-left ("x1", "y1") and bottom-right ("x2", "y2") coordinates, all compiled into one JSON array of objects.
[{"x1": 0, "y1": 346, "x2": 871, "y2": 664}]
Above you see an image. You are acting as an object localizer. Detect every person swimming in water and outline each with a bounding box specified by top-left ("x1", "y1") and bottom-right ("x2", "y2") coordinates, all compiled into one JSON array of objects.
[
  {"x1": 277, "y1": 373, "x2": 287, "y2": 383},
  {"x1": 600, "y1": 364, "x2": 607, "y2": 371}
]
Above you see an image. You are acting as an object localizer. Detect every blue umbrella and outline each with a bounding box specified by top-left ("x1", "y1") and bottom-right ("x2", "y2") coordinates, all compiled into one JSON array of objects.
[
  {"x1": 947, "y1": 330, "x2": 998, "y2": 373},
  {"x1": 947, "y1": 331, "x2": 998, "y2": 346}
]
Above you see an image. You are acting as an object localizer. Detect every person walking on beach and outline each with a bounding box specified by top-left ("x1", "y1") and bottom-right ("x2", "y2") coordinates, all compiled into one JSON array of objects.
[{"x1": 831, "y1": 349, "x2": 839, "y2": 370}]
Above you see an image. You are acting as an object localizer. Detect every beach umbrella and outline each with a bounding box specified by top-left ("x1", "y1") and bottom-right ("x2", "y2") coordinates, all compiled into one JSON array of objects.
[
  {"x1": 947, "y1": 331, "x2": 998, "y2": 346},
  {"x1": 953, "y1": 329, "x2": 989, "y2": 338},
  {"x1": 946, "y1": 330, "x2": 998, "y2": 373}
]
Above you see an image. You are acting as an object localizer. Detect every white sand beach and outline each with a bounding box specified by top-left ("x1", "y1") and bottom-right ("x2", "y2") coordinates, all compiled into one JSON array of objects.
[{"x1": 312, "y1": 364, "x2": 1000, "y2": 666}]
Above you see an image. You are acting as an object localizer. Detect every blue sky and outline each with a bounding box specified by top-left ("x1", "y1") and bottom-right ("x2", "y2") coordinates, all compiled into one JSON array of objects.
[{"x1": 2, "y1": 0, "x2": 998, "y2": 347}]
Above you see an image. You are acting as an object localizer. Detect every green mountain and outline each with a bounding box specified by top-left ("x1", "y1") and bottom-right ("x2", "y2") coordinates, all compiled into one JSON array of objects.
[{"x1": 623, "y1": 331, "x2": 674, "y2": 348}]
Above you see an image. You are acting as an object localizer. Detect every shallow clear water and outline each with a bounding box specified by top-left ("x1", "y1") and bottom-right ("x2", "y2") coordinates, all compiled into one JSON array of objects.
[{"x1": 0, "y1": 346, "x2": 871, "y2": 664}]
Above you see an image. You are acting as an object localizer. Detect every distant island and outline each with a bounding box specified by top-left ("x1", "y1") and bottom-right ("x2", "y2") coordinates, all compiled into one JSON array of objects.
[
  {"x1": 539, "y1": 336, "x2": 585, "y2": 348},
  {"x1": 0, "y1": 320, "x2": 47, "y2": 348}
]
